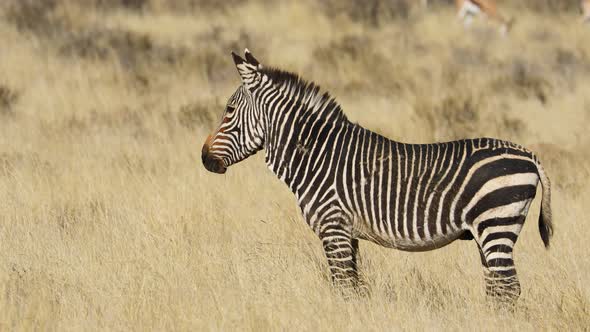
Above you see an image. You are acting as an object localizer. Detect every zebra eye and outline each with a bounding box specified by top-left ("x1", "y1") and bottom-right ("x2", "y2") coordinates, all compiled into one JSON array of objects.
[{"x1": 226, "y1": 105, "x2": 236, "y2": 114}]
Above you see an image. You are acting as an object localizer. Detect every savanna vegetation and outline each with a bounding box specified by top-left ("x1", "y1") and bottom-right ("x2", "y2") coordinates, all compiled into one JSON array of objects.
[{"x1": 1, "y1": 0, "x2": 589, "y2": 330}]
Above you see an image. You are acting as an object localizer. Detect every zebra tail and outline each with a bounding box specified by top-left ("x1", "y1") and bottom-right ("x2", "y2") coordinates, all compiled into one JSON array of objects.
[{"x1": 536, "y1": 159, "x2": 553, "y2": 248}]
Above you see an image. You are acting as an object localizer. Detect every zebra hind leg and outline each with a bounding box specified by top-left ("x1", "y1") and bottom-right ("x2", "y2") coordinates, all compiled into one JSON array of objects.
[
  {"x1": 320, "y1": 226, "x2": 367, "y2": 298},
  {"x1": 474, "y1": 214, "x2": 527, "y2": 306},
  {"x1": 477, "y1": 243, "x2": 520, "y2": 307}
]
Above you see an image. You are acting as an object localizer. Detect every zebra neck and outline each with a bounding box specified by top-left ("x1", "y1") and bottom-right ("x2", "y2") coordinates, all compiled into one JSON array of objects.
[{"x1": 263, "y1": 102, "x2": 350, "y2": 198}]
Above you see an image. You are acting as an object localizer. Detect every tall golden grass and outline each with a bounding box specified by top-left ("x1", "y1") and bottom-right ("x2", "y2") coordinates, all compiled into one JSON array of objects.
[{"x1": 0, "y1": 0, "x2": 589, "y2": 330}]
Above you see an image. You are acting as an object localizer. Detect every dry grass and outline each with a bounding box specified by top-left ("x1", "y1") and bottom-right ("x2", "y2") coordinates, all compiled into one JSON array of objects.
[{"x1": 1, "y1": 0, "x2": 589, "y2": 330}]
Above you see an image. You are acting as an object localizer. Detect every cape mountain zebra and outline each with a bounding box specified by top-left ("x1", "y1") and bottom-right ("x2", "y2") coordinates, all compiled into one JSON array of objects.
[{"x1": 202, "y1": 50, "x2": 553, "y2": 303}]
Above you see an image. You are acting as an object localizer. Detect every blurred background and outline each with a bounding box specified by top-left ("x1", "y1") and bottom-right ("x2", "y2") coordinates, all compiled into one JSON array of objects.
[{"x1": 0, "y1": 0, "x2": 589, "y2": 330}]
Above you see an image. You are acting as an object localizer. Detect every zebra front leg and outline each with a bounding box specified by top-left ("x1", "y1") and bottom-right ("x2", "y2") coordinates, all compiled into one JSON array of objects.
[
  {"x1": 350, "y1": 238, "x2": 370, "y2": 296},
  {"x1": 319, "y1": 224, "x2": 364, "y2": 298},
  {"x1": 351, "y1": 238, "x2": 360, "y2": 271}
]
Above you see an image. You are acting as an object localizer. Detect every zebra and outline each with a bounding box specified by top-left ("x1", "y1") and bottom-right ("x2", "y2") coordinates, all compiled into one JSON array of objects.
[{"x1": 201, "y1": 49, "x2": 553, "y2": 303}]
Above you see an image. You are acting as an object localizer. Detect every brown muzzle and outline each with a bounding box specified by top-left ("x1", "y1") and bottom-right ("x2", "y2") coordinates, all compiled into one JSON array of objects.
[{"x1": 201, "y1": 134, "x2": 227, "y2": 174}]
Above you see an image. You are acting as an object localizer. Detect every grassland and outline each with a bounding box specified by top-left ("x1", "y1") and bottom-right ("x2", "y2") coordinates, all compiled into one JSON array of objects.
[{"x1": 0, "y1": 0, "x2": 589, "y2": 330}]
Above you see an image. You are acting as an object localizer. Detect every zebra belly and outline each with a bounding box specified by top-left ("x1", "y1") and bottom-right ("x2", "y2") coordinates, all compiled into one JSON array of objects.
[{"x1": 352, "y1": 218, "x2": 466, "y2": 252}]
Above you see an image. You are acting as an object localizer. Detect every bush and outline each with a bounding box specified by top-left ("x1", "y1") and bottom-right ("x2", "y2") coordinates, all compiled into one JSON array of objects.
[
  {"x1": 4, "y1": 0, "x2": 61, "y2": 35},
  {"x1": 319, "y1": 0, "x2": 413, "y2": 27},
  {"x1": 0, "y1": 85, "x2": 18, "y2": 117}
]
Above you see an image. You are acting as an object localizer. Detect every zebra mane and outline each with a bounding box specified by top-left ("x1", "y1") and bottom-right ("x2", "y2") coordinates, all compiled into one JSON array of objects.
[{"x1": 260, "y1": 67, "x2": 348, "y2": 123}]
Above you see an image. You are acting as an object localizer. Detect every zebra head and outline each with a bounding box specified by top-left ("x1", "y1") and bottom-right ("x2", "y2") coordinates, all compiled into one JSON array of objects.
[{"x1": 201, "y1": 49, "x2": 266, "y2": 174}]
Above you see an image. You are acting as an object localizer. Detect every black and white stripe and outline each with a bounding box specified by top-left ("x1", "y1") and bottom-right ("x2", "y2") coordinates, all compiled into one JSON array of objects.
[{"x1": 202, "y1": 50, "x2": 554, "y2": 303}]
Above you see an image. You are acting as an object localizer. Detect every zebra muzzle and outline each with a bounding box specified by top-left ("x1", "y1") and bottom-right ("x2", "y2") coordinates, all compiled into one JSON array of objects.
[
  {"x1": 202, "y1": 136, "x2": 227, "y2": 174},
  {"x1": 202, "y1": 155, "x2": 226, "y2": 174}
]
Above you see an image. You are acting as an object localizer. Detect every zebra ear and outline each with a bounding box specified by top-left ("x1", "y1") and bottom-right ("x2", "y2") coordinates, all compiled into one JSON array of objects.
[
  {"x1": 231, "y1": 50, "x2": 262, "y2": 91},
  {"x1": 244, "y1": 48, "x2": 262, "y2": 69},
  {"x1": 231, "y1": 51, "x2": 246, "y2": 66}
]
